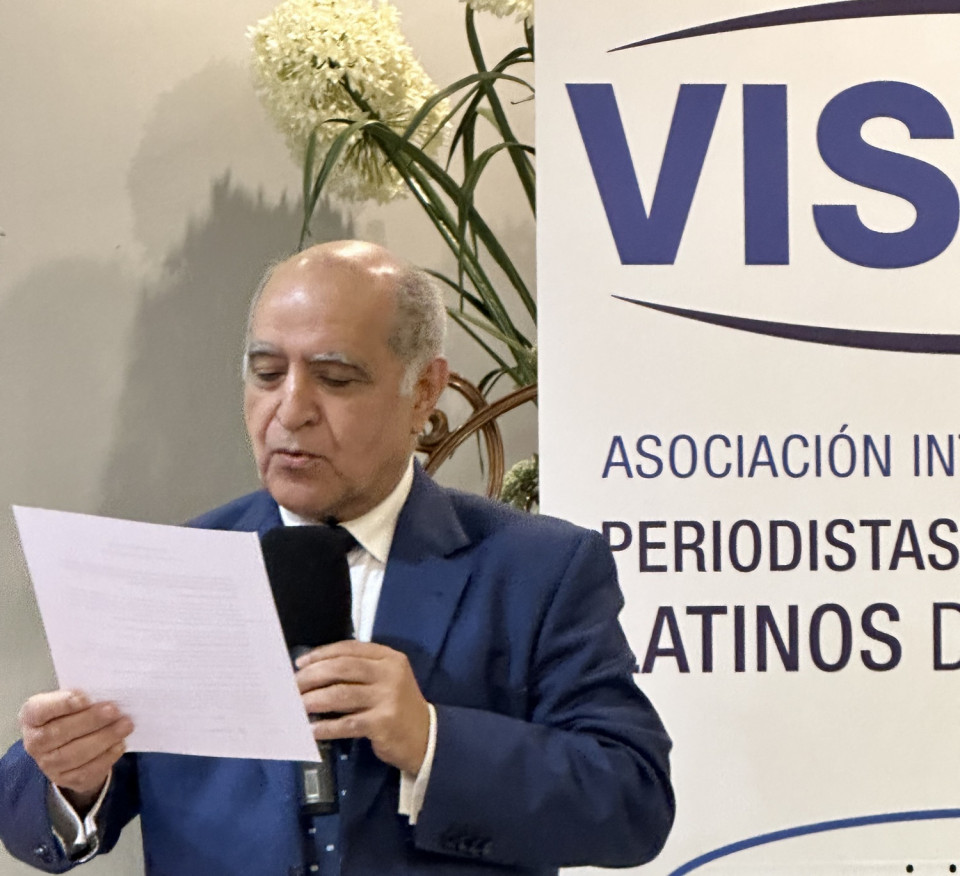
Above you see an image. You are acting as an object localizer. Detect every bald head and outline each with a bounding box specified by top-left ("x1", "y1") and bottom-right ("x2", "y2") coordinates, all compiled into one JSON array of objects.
[
  {"x1": 242, "y1": 240, "x2": 450, "y2": 521},
  {"x1": 247, "y1": 241, "x2": 446, "y2": 393}
]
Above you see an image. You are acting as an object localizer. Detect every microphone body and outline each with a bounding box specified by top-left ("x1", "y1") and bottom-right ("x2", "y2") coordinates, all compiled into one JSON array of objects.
[{"x1": 261, "y1": 526, "x2": 354, "y2": 817}]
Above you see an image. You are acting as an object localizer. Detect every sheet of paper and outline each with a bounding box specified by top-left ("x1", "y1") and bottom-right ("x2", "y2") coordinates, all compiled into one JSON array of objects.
[{"x1": 13, "y1": 505, "x2": 320, "y2": 762}]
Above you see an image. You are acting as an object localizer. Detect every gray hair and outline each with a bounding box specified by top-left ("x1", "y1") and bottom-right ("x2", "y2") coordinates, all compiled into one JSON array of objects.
[
  {"x1": 244, "y1": 255, "x2": 446, "y2": 395},
  {"x1": 389, "y1": 264, "x2": 447, "y2": 394},
  {"x1": 245, "y1": 256, "x2": 287, "y2": 341}
]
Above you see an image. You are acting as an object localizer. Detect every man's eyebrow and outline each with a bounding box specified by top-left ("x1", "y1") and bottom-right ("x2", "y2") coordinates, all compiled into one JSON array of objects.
[
  {"x1": 308, "y1": 352, "x2": 373, "y2": 379},
  {"x1": 244, "y1": 341, "x2": 281, "y2": 358},
  {"x1": 308, "y1": 352, "x2": 365, "y2": 369}
]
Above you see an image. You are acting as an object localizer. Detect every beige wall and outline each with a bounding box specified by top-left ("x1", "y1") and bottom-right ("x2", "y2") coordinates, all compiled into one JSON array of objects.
[{"x1": 0, "y1": 3, "x2": 534, "y2": 872}]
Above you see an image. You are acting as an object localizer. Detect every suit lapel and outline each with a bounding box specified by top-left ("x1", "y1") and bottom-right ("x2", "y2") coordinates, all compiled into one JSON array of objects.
[
  {"x1": 371, "y1": 466, "x2": 472, "y2": 689},
  {"x1": 236, "y1": 491, "x2": 283, "y2": 536},
  {"x1": 350, "y1": 466, "x2": 473, "y2": 816}
]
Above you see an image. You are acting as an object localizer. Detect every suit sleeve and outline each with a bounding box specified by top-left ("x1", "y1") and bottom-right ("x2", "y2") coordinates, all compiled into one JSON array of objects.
[
  {"x1": 0, "y1": 741, "x2": 141, "y2": 871},
  {"x1": 410, "y1": 530, "x2": 675, "y2": 869}
]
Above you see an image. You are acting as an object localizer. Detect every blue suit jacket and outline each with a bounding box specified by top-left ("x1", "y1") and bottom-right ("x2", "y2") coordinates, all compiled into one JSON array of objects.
[{"x1": 0, "y1": 468, "x2": 674, "y2": 875}]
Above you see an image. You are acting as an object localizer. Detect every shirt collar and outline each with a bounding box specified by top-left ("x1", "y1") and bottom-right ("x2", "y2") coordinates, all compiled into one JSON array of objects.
[{"x1": 277, "y1": 457, "x2": 414, "y2": 564}]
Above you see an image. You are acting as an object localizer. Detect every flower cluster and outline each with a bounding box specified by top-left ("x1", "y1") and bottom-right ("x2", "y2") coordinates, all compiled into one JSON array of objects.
[
  {"x1": 462, "y1": 0, "x2": 533, "y2": 23},
  {"x1": 500, "y1": 454, "x2": 539, "y2": 511},
  {"x1": 249, "y1": 0, "x2": 449, "y2": 203}
]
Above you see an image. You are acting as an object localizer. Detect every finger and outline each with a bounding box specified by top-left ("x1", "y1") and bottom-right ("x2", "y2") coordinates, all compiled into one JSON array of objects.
[
  {"x1": 310, "y1": 711, "x2": 370, "y2": 742},
  {"x1": 54, "y1": 741, "x2": 128, "y2": 795},
  {"x1": 302, "y1": 682, "x2": 373, "y2": 717},
  {"x1": 295, "y1": 656, "x2": 380, "y2": 693},
  {"x1": 23, "y1": 702, "x2": 129, "y2": 758},
  {"x1": 32, "y1": 715, "x2": 134, "y2": 781},
  {"x1": 295, "y1": 640, "x2": 392, "y2": 668},
  {"x1": 18, "y1": 690, "x2": 90, "y2": 729}
]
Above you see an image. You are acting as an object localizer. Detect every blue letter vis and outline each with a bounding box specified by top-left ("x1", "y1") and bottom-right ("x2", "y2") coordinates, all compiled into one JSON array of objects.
[
  {"x1": 815, "y1": 81, "x2": 958, "y2": 269},
  {"x1": 567, "y1": 83, "x2": 726, "y2": 264}
]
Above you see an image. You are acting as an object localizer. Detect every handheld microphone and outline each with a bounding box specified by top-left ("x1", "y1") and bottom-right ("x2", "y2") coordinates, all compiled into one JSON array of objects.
[{"x1": 261, "y1": 525, "x2": 354, "y2": 816}]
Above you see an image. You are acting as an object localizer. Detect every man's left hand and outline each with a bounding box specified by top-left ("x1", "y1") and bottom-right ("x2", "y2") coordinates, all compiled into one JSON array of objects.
[{"x1": 295, "y1": 641, "x2": 430, "y2": 774}]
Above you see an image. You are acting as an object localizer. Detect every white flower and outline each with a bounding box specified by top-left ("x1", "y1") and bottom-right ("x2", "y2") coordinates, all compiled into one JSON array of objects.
[
  {"x1": 500, "y1": 454, "x2": 538, "y2": 511},
  {"x1": 462, "y1": 0, "x2": 534, "y2": 23},
  {"x1": 249, "y1": 0, "x2": 449, "y2": 203}
]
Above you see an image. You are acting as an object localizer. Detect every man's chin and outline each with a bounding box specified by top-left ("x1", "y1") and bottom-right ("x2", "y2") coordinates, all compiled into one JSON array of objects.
[{"x1": 263, "y1": 477, "x2": 338, "y2": 523}]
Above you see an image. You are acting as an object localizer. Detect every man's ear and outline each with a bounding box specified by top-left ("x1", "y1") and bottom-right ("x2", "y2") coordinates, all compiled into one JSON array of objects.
[{"x1": 412, "y1": 357, "x2": 450, "y2": 430}]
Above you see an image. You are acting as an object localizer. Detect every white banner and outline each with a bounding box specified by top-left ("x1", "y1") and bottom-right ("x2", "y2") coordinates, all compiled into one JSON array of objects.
[{"x1": 538, "y1": 2, "x2": 960, "y2": 873}]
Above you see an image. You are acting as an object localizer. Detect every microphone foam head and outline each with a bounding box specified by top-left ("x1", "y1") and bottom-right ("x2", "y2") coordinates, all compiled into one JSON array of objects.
[{"x1": 261, "y1": 526, "x2": 353, "y2": 650}]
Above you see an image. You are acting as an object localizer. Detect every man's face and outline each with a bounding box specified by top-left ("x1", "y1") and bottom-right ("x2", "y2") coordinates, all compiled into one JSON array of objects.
[{"x1": 243, "y1": 254, "x2": 441, "y2": 522}]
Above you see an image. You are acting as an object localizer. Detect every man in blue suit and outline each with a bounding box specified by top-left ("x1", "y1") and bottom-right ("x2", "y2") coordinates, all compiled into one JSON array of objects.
[{"x1": 0, "y1": 241, "x2": 674, "y2": 874}]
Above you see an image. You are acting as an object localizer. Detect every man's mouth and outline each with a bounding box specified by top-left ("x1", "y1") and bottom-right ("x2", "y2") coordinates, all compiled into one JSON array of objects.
[{"x1": 270, "y1": 448, "x2": 322, "y2": 468}]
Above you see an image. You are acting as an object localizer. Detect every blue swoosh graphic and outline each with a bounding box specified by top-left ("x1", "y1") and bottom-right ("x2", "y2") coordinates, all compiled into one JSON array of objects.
[
  {"x1": 669, "y1": 808, "x2": 960, "y2": 876},
  {"x1": 611, "y1": 0, "x2": 960, "y2": 52},
  {"x1": 614, "y1": 295, "x2": 960, "y2": 353}
]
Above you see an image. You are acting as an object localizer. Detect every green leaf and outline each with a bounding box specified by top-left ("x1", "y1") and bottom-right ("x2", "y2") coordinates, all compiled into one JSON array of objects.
[
  {"x1": 301, "y1": 130, "x2": 318, "y2": 222},
  {"x1": 454, "y1": 141, "x2": 533, "y2": 300},
  {"x1": 478, "y1": 367, "x2": 513, "y2": 395},
  {"x1": 386, "y1": 156, "x2": 523, "y2": 352},
  {"x1": 299, "y1": 117, "x2": 371, "y2": 247},
  {"x1": 447, "y1": 310, "x2": 522, "y2": 386},
  {"x1": 427, "y1": 269, "x2": 494, "y2": 323},
  {"x1": 453, "y1": 309, "x2": 532, "y2": 358},
  {"x1": 403, "y1": 70, "x2": 531, "y2": 146},
  {"x1": 465, "y1": 7, "x2": 536, "y2": 213}
]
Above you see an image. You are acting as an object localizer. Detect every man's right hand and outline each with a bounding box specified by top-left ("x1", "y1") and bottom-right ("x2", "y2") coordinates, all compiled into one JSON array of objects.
[{"x1": 19, "y1": 691, "x2": 134, "y2": 812}]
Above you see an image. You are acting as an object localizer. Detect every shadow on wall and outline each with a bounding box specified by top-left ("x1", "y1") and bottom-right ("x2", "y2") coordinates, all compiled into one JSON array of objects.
[
  {"x1": 99, "y1": 55, "x2": 354, "y2": 524},
  {"x1": 0, "y1": 259, "x2": 140, "y2": 747},
  {"x1": 97, "y1": 176, "x2": 352, "y2": 525},
  {"x1": 0, "y1": 259, "x2": 148, "y2": 875}
]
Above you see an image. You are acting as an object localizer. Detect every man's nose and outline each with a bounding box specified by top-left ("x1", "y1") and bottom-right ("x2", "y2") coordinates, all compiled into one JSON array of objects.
[{"x1": 275, "y1": 370, "x2": 319, "y2": 430}]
